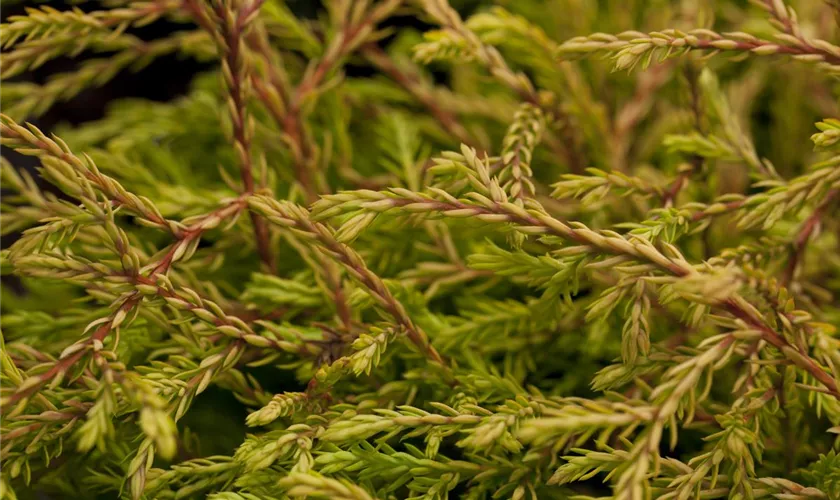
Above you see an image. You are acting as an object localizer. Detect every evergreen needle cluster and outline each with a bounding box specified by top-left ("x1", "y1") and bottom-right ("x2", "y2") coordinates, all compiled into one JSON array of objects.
[{"x1": 1, "y1": 0, "x2": 840, "y2": 499}]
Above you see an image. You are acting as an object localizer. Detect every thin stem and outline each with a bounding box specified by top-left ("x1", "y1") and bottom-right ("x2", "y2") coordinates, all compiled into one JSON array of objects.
[
  {"x1": 268, "y1": 1, "x2": 402, "y2": 202},
  {"x1": 245, "y1": 25, "x2": 317, "y2": 201},
  {"x1": 335, "y1": 190, "x2": 840, "y2": 399},
  {"x1": 249, "y1": 197, "x2": 447, "y2": 369},
  {"x1": 781, "y1": 189, "x2": 839, "y2": 286},
  {"x1": 218, "y1": 0, "x2": 275, "y2": 273},
  {"x1": 420, "y1": 0, "x2": 585, "y2": 171},
  {"x1": 1, "y1": 297, "x2": 137, "y2": 414},
  {"x1": 361, "y1": 43, "x2": 477, "y2": 148},
  {"x1": 612, "y1": 62, "x2": 673, "y2": 173},
  {"x1": 0, "y1": 117, "x2": 169, "y2": 231}
]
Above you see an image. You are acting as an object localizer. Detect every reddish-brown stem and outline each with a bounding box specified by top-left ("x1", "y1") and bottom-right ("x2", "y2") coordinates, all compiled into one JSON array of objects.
[
  {"x1": 287, "y1": 6, "x2": 386, "y2": 117},
  {"x1": 242, "y1": 18, "x2": 362, "y2": 323},
  {"x1": 251, "y1": 198, "x2": 445, "y2": 368},
  {"x1": 245, "y1": 26, "x2": 292, "y2": 110},
  {"x1": 270, "y1": 5, "x2": 396, "y2": 202},
  {"x1": 219, "y1": 1, "x2": 275, "y2": 273},
  {"x1": 1, "y1": 297, "x2": 138, "y2": 413},
  {"x1": 182, "y1": 0, "x2": 276, "y2": 273},
  {"x1": 2, "y1": 407, "x2": 86, "y2": 440},
  {"x1": 329, "y1": 269, "x2": 353, "y2": 331},
  {"x1": 249, "y1": 213, "x2": 275, "y2": 271},
  {"x1": 1, "y1": 194, "x2": 253, "y2": 413},
  {"x1": 723, "y1": 299, "x2": 839, "y2": 399},
  {"x1": 361, "y1": 44, "x2": 476, "y2": 148},
  {"x1": 97, "y1": 0, "x2": 178, "y2": 27},
  {"x1": 781, "y1": 189, "x2": 839, "y2": 286},
  {"x1": 0, "y1": 123, "x2": 170, "y2": 230},
  {"x1": 612, "y1": 63, "x2": 672, "y2": 173},
  {"x1": 140, "y1": 274, "x2": 319, "y2": 357},
  {"x1": 244, "y1": 32, "x2": 316, "y2": 202},
  {"x1": 152, "y1": 196, "x2": 248, "y2": 275},
  {"x1": 305, "y1": 221, "x2": 444, "y2": 366},
  {"x1": 662, "y1": 167, "x2": 691, "y2": 208},
  {"x1": 365, "y1": 193, "x2": 840, "y2": 398},
  {"x1": 181, "y1": 0, "x2": 218, "y2": 37},
  {"x1": 218, "y1": 12, "x2": 256, "y2": 192}
]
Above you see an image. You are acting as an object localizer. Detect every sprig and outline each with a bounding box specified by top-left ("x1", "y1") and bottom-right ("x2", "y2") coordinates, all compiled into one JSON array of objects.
[{"x1": 556, "y1": 29, "x2": 840, "y2": 74}]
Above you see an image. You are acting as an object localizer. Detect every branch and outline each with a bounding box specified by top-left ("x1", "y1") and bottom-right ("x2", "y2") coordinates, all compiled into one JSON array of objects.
[
  {"x1": 248, "y1": 195, "x2": 447, "y2": 369},
  {"x1": 418, "y1": 0, "x2": 586, "y2": 171},
  {"x1": 191, "y1": 0, "x2": 276, "y2": 273},
  {"x1": 0, "y1": 115, "x2": 170, "y2": 231},
  {"x1": 782, "y1": 188, "x2": 839, "y2": 286},
  {"x1": 361, "y1": 43, "x2": 477, "y2": 148},
  {"x1": 313, "y1": 188, "x2": 840, "y2": 399},
  {"x1": 557, "y1": 29, "x2": 840, "y2": 72},
  {"x1": 611, "y1": 62, "x2": 673, "y2": 173}
]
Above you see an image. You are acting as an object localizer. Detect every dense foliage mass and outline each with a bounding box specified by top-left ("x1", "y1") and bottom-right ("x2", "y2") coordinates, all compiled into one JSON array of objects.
[{"x1": 2, "y1": 0, "x2": 840, "y2": 499}]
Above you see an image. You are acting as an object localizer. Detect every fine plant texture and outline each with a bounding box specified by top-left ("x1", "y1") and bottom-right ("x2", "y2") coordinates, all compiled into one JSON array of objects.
[{"x1": 3, "y1": 0, "x2": 840, "y2": 499}]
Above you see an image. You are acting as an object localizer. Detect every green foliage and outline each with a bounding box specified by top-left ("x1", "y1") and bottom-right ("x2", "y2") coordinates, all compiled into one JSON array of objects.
[{"x1": 2, "y1": 0, "x2": 840, "y2": 499}]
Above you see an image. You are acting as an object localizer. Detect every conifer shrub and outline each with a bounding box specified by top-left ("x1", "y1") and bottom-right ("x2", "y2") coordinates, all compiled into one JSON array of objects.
[{"x1": 2, "y1": 0, "x2": 840, "y2": 499}]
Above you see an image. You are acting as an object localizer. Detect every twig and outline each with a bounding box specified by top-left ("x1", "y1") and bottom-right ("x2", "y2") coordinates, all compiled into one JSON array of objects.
[
  {"x1": 361, "y1": 43, "x2": 477, "y2": 148},
  {"x1": 215, "y1": 0, "x2": 275, "y2": 272},
  {"x1": 249, "y1": 197, "x2": 447, "y2": 369},
  {"x1": 334, "y1": 190, "x2": 840, "y2": 399},
  {"x1": 781, "y1": 189, "x2": 839, "y2": 286},
  {"x1": 612, "y1": 63, "x2": 673, "y2": 173}
]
